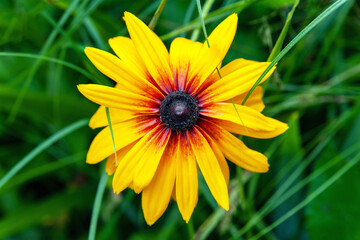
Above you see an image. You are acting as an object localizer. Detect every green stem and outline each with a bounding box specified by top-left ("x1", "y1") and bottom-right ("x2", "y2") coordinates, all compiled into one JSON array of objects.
[{"x1": 88, "y1": 169, "x2": 108, "y2": 240}]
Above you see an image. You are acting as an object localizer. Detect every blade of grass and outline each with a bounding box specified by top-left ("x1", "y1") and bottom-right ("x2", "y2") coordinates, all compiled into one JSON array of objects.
[
  {"x1": 180, "y1": 0, "x2": 197, "y2": 38},
  {"x1": 249, "y1": 150, "x2": 360, "y2": 240},
  {"x1": 8, "y1": 0, "x2": 81, "y2": 122},
  {"x1": 88, "y1": 107, "x2": 117, "y2": 239},
  {"x1": 0, "y1": 52, "x2": 94, "y2": 82},
  {"x1": 267, "y1": 0, "x2": 299, "y2": 62},
  {"x1": 88, "y1": 168, "x2": 108, "y2": 240},
  {"x1": 148, "y1": 0, "x2": 167, "y2": 30},
  {"x1": 160, "y1": 0, "x2": 255, "y2": 41},
  {"x1": 242, "y1": 0, "x2": 347, "y2": 105},
  {"x1": 0, "y1": 119, "x2": 88, "y2": 190},
  {"x1": 105, "y1": 107, "x2": 117, "y2": 163},
  {"x1": 195, "y1": 0, "x2": 244, "y2": 125},
  {"x1": 191, "y1": 0, "x2": 215, "y2": 41},
  {"x1": 262, "y1": 0, "x2": 299, "y2": 91},
  {"x1": 0, "y1": 151, "x2": 85, "y2": 194},
  {"x1": 233, "y1": 97, "x2": 360, "y2": 238},
  {"x1": 195, "y1": 0, "x2": 210, "y2": 46}
]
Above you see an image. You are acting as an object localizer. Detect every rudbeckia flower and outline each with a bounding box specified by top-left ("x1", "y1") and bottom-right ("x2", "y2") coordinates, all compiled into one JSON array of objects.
[{"x1": 78, "y1": 12, "x2": 288, "y2": 225}]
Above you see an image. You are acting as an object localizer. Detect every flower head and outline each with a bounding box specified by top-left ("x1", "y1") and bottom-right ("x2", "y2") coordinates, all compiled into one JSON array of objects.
[{"x1": 78, "y1": 12, "x2": 288, "y2": 225}]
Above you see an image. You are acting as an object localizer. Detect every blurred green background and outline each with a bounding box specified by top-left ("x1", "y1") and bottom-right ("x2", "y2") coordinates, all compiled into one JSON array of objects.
[{"x1": 1, "y1": 0, "x2": 360, "y2": 239}]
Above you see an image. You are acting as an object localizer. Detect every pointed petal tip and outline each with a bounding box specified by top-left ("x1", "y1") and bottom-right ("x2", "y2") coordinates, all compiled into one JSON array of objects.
[
  {"x1": 76, "y1": 84, "x2": 91, "y2": 96},
  {"x1": 133, "y1": 186, "x2": 142, "y2": 194},
  {"x1": 88, "y1": 120, "x2": 97, "y2": 130},
  {"x1": 222, "y1": 203, "x2": 230, "y2": 211},
  {"x1": 179, "y1": 210, "x2": 192, "y2": 223},
  {"x1": 144, "y1": 216, "x2": 156, "y2": 226},
  {"x1": 84, "y1": 46, "x2": 96, "y2": 56},
  {"x1": 123, "y1": 11, "x2": 134, "y2": 21},
  {"x1": 225, "y1": 13, "x2": 238, "y2": 25}
]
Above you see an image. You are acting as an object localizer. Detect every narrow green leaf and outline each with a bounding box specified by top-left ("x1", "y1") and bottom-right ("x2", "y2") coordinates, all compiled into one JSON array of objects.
[
  {"x1": 249, "y1": 151, "x2": 360, "y2": 240},
  {"x1": 242, "y1": 0, "x2": 347, "y2": 105},
  {"x1": 160, "y1": 0, "x2": 255, "y2": 40},
  {"x1": 0, "y1": 52, "x2": 93, "y2": 80},
  {"x1": 105, "y1": 107, "x2": 118, "y2": 163},
  {"x1": 195, "y1": 0, "x2": 210, "y2": 47},
  {"x1": 8, "y1": 0, "x2": 81, "y2": 122},
  {"x1": 267, "y1": 0, "x2": 299, "y2": 62},
  {"x1": 148, "y1": 0, "x2": 168, "y2": 30},
  {"x1": 0, "y1": 119, "x2": 88, "y2": 189},
  {"x1": 88, "y1": 169, "x2": 108, "y2": 240},
  {"x1": 191, "y1": 0, "x2": 215, "y2": 41}
]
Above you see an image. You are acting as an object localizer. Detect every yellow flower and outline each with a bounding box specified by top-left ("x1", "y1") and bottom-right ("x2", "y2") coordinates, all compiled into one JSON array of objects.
[{"x1": 77, "y1": 12, "x2": 288, "y2": 225}]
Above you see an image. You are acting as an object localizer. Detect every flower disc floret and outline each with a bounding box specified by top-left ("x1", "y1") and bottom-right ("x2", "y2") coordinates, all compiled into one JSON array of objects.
[{"x1": 159, "y1": 91, "x2": 199, "y2": 132}]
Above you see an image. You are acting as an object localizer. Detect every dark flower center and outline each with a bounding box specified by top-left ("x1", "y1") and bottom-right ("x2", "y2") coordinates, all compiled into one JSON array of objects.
[{"x1": 159, "y1": 91, "x2": 199, "y2": 132}]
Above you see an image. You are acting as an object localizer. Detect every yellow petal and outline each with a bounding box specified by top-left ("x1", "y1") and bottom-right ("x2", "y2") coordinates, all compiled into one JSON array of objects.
[
  {"x1": 77, "y1": 84, "x2": 159, "y2": 113},
  {"x1": 108, "y1": 36, "x2": 147, "y2": 73},
  {"x1": 142, "y1": 135, "x2": 177, "y2": 225},
  {"x1": 112, "y1": 125, "x2": 170, "y2": 194},
  {"x1": 105, "y1": 143, "x2": 136, "y2": 175},
  {"x1": 187, "y1": 127, "x2": 229, "y2": 210},
  {"x1": 175, "y1": 132, "x2": 198, "y2": 222},
  {"x1": 86, "y1": 117, "x2": 159, "y2": 164},
  {"x1": 169, "y1": 37, "x2": 202, "y2": 91},
  {"x1": 105, "y1": 156, "x2": 116, "y2": 175},
  {"x1": 123, "y1": 12, "x2": 174, "y2": 94},
  {"x1": 201, "y1": 103, "x2": 288, "y2": 139},
  {"x1": 199, "y1": 61, "x2": 275, "y2": 105},
  {"x1": 132, "y1": 127, "x2": 171, "y2": 192},
  {"x1": 228, "y1": 86, "x2": 265, "y2": 112},
  {"x1": 199, "y1": 119, "x2": 269, "y2": 172},
  {"x1": 89, "y1": 106, "x2": 135, "y2": 129},
  {"x1": 84, "y1": 47, "x2": 163, "y2": 99},
  {"x1": 188, "y1": 14, "x2": 238, "y2": 94},
  {"x1": 200, "y1": 129, "x2": 229, "y2": 185},
  {"x1": 204, "y1": 59, "x2": 265, "y2": 111}
]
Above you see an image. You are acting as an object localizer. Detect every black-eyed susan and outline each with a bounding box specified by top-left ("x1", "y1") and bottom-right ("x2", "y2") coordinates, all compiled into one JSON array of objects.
[{"x1": 77, "y1": 12, "x2": 288, "y2": 225}]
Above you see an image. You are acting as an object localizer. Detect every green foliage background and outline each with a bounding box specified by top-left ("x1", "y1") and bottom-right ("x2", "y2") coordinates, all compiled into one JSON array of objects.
[{"x1": 0, "y1": 0, "x2": 359, "y2": 239}]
